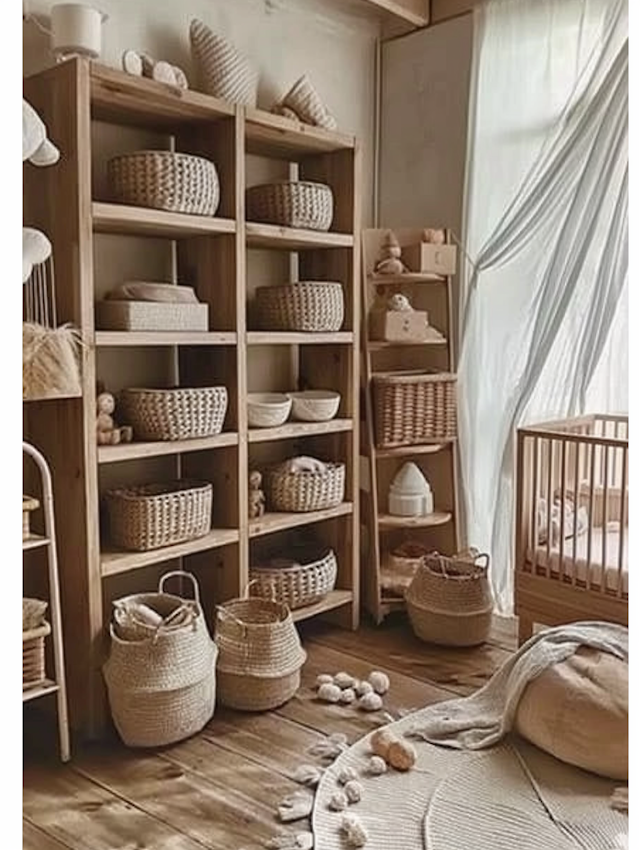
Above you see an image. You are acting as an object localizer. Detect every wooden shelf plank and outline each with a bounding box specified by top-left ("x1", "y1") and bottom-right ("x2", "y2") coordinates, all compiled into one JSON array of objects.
[
  {"x1": 95, "y1": 331, "x2": 237, "y2": 347},
  {"x1": 378, "y1": 511, "x2": 452, "y2": 529},
  {"x1": 368, "y1": 273, "x2": 446, "y2": 284},
  {"x1": 249, "y1": 419, "x2": 353, "y2": 444},
  {"x1": 358, "y1": 0, "x2": 429, "y2": 27},
  {"x1": 368, "y1": 338, "x2": 447, "y2": 350},
  {"x1": 290, "y1": 590, "x2": 353, "y2": 623},
  {"x1": 247, "y1": 331, "x2": 353, "y2": 345},
  {"x1": 90, "y1": 63, "x2": 234, "y2": 127},
  {"x1": 23, "y1": 680, "x2": 59, "y2": 702},
  {"x1": 246, "y1": 222, "x2": 354, "y2": 250},
  {"x1": 245, "y1": 108, "x2": 355, "y2": 159},
  {"x1": 98, "y1": 433, "x2": 239, "y2": 464},
  {"x1": 374, "y1": 441, "x2": 453, "y2": 458},
  {"x1": 23, "y1": 392, "x2": 82, "y2": 402},
  {"x1": 249, "y1": 503, "x2": 353, "y2": 538},
  {"x1": 101, "y1": 529, "x2": 240, "y2": 577},
  {"x1": 23, "y1": 535, "x2": 50, "y2": 551},
  {"x1": 92, "y1": 202, "x2": 236, "y2": 239}
]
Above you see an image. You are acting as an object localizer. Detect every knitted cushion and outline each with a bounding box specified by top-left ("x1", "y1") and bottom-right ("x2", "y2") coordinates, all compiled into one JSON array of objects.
[
  {"x1": 189, "y1": 19, "x2": 258, "y2": 106},
  {"x1": 515, "y1": 647, "x2": 628, "y2": 780}
]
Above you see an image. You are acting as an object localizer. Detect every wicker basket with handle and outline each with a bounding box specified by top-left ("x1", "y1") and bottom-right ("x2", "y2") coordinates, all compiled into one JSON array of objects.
[
  {"x1": 406, "y1": 550, "x2": 493, "y2": 647},
  {"x1": 255, "y1": 281, "x2": 344, "y2": 333},
  {"x1": 107, "y1": 150, "x2": 220, "y2": 216},
  {"x1": 250, "y1": 547, "x2": 338, "y2": 610},
  {"x1": 266, "y1": 461, "x2": 345, "y2": 513},
  {"x1": 103, "y1": 571, "x2": 217, "y2": 747},
  {"x1": 246, "y1": 181, "x2": 334, "y2": 231},
  {"x1": 215, "y1": 585, "x2": 306, "y2": 711},
  {"x1": 373, "y1": 370, "x2": 457, "y2": 447},
  {"x1": 118, "y1": 386, "x2": 228, "y2": 442},
  {"x1": 105, "y1": 480, "x2": 212, "y2": 551}
]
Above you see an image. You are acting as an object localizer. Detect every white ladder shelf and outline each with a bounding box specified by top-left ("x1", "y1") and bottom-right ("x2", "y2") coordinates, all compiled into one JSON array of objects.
[{"x1": 23, "y1": 441, "x2": 70, "y2": 762}]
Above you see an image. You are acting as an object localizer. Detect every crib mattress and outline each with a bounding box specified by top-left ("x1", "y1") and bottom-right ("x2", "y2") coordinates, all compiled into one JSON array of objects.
[{"x1": 526, "y1": 526, "x2": 628, "y2": 595}]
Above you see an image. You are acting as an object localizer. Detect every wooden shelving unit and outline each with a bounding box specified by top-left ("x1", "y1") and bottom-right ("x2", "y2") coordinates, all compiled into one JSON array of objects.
[
  {"x1": 23, "y1": 58, "x2": 360, "y2": 738},
  {"x1": 360, "y1": 228, "x2": 460, "y2": 624}
]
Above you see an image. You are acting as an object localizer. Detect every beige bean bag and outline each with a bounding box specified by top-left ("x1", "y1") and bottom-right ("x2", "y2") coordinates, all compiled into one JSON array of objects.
[{"x1": 515, "y1": 646, "x2": 628, "y2": 780}]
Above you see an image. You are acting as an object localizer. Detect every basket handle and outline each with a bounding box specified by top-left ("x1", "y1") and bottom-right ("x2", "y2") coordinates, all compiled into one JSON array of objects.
[
  {"x1": 244, "y1": 578, "x2": 276, "y2": 601},
  {"x1": 473, "y1": 553, "x2": 490, "y2": 572},
  {"x1": 158, "y1": 570, "x2": 201, "y2": 605}
]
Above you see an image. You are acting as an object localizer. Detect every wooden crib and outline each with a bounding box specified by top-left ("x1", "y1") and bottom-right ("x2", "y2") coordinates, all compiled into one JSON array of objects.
[{"x1": 515, "y1": 415, "x2": 628, "y2": 644}]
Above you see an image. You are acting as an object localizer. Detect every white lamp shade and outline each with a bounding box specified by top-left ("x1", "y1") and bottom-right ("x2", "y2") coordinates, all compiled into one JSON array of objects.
[{"x1": 51, "y1": 4, "x2": 107, "y2": 59}]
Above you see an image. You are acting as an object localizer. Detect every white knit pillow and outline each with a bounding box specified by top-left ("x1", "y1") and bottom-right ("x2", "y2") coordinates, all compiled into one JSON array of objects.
[{"x1": 189, "y1": 19, "x2": 258, "y2": 106}]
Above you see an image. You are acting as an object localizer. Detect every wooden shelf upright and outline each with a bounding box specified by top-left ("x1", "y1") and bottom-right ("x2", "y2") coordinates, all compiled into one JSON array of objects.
[{"x1": 23, "y1": 58, "x2": 360, "y2": 738}]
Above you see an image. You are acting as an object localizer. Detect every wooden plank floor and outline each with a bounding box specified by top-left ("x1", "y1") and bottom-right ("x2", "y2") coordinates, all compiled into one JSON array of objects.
[{"x1": 24, "y1": 614, "x2": 517, "y2": 850}]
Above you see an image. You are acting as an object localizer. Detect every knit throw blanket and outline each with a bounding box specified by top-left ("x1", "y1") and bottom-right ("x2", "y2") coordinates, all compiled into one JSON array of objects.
[{"x1": 408, "y1": 621, "x2": 628, "y2": 749}]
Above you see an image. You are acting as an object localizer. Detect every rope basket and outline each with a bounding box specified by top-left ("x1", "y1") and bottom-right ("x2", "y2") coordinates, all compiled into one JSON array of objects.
[
  {"x1": 103, "y1": 571, "x2": 217, "y2": 748},
  {"x1": 250, "y1": 547, "x2": 338, "y2": 609},
  {"x1": 373, "y1": 370, "x2": 457, "y2": 447},
  {"x1": 406, "y1": 551, "x2": 493, "y2": 647},
  {"x1": 23, "y1": 495, "x2": 39, "y2": 539},
  {"x1": 246, "y1": 181, "x2": 334, "y2": 231},
  {"x1": 190, "y1": 19, "x2": 258, "y2": 106},
  {"x1": 23, "y1": 623, "x2": 50, "y2": 690},
  {"x1": 105, "y1": 480, "x2": 212, "y2": 551},
  {"x1": 119, "y1": 386, "x2": 228, "y2": 441},
  {"x1": 266, "y1": 461, "x2": 345, "y2": 513},
  {"x1": 215, "y1": 587, "x2": 306, "y2": 711},
  {"x1": 107, "y1": 150, "x2": 220, "y2": 216},
  {"x1": 255, "y1": 282, "x2": 344, "y2": 332}
]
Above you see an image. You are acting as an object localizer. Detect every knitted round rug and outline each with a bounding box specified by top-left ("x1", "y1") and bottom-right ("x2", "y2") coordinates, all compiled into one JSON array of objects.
[{"x1": 312, "y1": 709, "x2": 627, "y2": 850}]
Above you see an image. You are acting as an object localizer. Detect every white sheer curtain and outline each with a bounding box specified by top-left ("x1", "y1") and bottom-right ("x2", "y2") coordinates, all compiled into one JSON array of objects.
[{"x1": 458, "y1": 0, "x2": 628, "y2": 613}]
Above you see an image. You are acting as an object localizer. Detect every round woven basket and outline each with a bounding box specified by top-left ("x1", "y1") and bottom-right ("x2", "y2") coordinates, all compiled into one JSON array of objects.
[
  {"x1": 265, "y1": 461, "x2": 345, "y2": 513},
  {"x1": 246, "y1": 181, "x2": 334, "y2": 231},
  {"x1": 190, "y1": 19, "x2": 258, "y2": 106},
  {"x1": 250, "y1": 548, "x2": 338, "y2": 609},
  {"x1": 406, "y1": 551, "x2": 493, "y2": 647},
  {"x1": 255, "y1": 282, "x2": 344, "y2": 332},
  {"x1": 119, "y1": 386, "x2": 228, "y2": 441},
  {"x1": 103, "y1": 571, "x2": 217, "y2": 748},
  {"x1": 107, "y1": 150, "x2": 220, "y2": 216},
  {"x1": 106, "y1": 480, "x2": 212, "y2": 551},
  {"x1": 215, "y1": 590, "x2": 306, "y2": 711}
]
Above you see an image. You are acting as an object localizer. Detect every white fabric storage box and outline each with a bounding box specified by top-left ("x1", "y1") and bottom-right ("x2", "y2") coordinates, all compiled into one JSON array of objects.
[
  {"x1": 96, "y1": 301, "x2": 209, "y2": 332},
  {"x1": 402, "y1": 243, "x2": 457, "y2": 276}
]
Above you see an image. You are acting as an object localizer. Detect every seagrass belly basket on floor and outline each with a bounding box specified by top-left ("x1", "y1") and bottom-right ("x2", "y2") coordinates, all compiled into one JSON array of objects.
[
  {"x1": 406, "y1": 550, "x2": 493, "y2": 647},
  {"x1": 103, "y1": 571, "x2": 217, "y2": 748},
  {"x1": 214, "y1": 584, "x2": 306, "y2": 711}
]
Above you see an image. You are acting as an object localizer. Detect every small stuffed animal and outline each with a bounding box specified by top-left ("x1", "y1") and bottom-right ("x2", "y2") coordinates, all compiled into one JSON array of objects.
[
  {"x1": 374, "y1": 231, "x2": 406, "y2": 276},
  {"x1": 422, "y1": 228, "x2": 446, "y2": 245},
  {"x1": 387, "y1": 293, "x2": 413, "y2": 312},
  {"x1": 96, "y1": 385, "x2": 133, "y2": 446},
  {"x1": 248, "y1": 470, "x2": 266, "y2": 519}
]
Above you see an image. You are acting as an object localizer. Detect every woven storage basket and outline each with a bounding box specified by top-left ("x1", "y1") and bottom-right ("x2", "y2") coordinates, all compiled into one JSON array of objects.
[
  {"x1": 23, "y1": 622, "x2": 50, "y2": 690},
  {"x1": 266, "y1": 461, "x2": 345, "y2": 513},
  {"x1": 246, "y1": 181, "x2": 333, "y2": 231},
  {"x1": 23, "y1": 495, "x2": 39, "y2": 539},
  {"x1": 119, "y1": 387, "x2": 228, "y2": 441},
  {"x1": 106, "y1": 480, "x2": 212, "y2": 551},
  {"x1": 190, "y1": 19, "x2": 258, "y2": 106},
  {"x1": 255, "y1": 282, "x2": 344, "y2": 332},
  {"x1": 103, "y1": 571, "x2": 217, "y2": 747},
  {"x1": 95, "y1": 301, "x2": 209, "y2": 332},
  {"x1": 250, "y1": 548, "x2": 338, "y2": 609},
  {"x1": 373, "y1": 370, "x2": 457, "y2": 448},
  {"x1": 107, "y1": 151, "x2": 220, "y2": 216},
  {"x1": 215, "y1": 587, "x2": 306, "y2": 711},
  {"x1": 406, "y1": 551, "x2": 493, "y2": 647}
]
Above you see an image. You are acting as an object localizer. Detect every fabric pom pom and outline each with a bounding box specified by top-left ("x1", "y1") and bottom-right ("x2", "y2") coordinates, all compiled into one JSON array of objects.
[
  {"x1": 334, "y1": 671, "x2": 356, "y2": 689},
  {"x1": 338, "y1": 766, "x2": 359, "y2": 785},
  {"x1": 355, "y1": 681, "x2": 374, "y2": 697},
  {"x1": 367, "y1": 755, "x2": 387, "y2": 775},
  {"x1": 358, "y1": 692, "x2": 383, "y2": 712},
  {"x1": 368, "y1": 671, "x2": 390, "y2": 695},
  {"x1": 318, "y1": 683, "x2": 342, "y2": 703},
  {"x1": 316, "y1": 673, "x2": 334, "y2": 689},
  {"x1": 344, "y1": 780, "x2": 363, "y2": 804},
  {"x1": 329, "y1": 791, "x2": 348, "y2": 811},
  {"x1": 341, "y1": 813, "x2": 368, "y2": 847},
  {"x1": 339, "y1": 688, "x2": 356, "y2": 705}
]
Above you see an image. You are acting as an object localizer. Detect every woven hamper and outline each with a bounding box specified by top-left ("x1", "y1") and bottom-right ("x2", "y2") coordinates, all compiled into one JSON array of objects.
[
  {"x1": 119, "y1": 387, "x2": 228, "y2": 441},
  {"x1": 103, "y1": 571, "x2": 217, "y2": 747},
  {"x1": 406, "y1": 551, "x2": 493, "y2": 647},
  {"x1": 255, "y1": 282, "x2": 344, "y2": 332},
  {"x1": 107, "y1": 150, "x2": 220, "y2": 216},
  {"x1": 246, "y1": 181, "x2": 333, "y2": 231},
  {"x1": 373, "y1": 370, "x2": 457, "y2": 447},
  {"x1": 215, "y1": 589, "x2": 306, "y2": 711},
  {"x1": 106, "y1": 480, "x2": 212, "y2": 551},
  {"x1": 266, "y1": 461, "x2": 345, "y2": 513},
  {"x1": 250, "y1": 547, "x2": 338, "y2": 610},
  {"x1": 23, "y1": 623, "x2": 50, "y2": 690}
]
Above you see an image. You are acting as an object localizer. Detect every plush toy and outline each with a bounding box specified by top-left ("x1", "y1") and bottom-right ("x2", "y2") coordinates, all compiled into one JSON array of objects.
[
  {"x1": 248, "y1": 470, "x2": 266, "y2": 519},
  {"x1": 387, "y1": 293, "x2": 413, "y2": 312},
  {"x1": 96, "y1": 385, "x2": 133, "y2": 446},
  {"x1": 422, "y1": 227, "x2": 446, "y2": 245},
  {"x1": 374, "y1": 231, "x2": 406, "y2": 276},
  {"x1": 122, "y1": 49, "x2": 189, "y2": 89}
]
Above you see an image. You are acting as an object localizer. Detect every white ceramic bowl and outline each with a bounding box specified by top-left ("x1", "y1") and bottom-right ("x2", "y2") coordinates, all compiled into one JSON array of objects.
[
  {"x1": 248, "y1": 393, "x2": 292, "y2": 428},
  {"x1": 288, "y1": 390, "x2": 341, "y2": 422}
]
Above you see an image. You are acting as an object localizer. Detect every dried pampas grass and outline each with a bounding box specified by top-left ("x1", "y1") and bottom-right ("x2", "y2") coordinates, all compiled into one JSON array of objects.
[{"x1": 23, "y1": 322, "x2": 82, "y2": 400}]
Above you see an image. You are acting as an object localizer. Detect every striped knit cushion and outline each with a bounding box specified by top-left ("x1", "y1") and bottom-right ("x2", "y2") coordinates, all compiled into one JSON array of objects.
[{"x1": 189, "y1": 19, "x2": 258, "y2": 107}]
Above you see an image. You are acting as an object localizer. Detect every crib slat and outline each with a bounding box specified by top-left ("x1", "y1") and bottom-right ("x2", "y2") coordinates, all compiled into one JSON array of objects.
[
  {"x1": 558, "y1": 439, "x2": 567, "y2": 582},
  {"x1": 545, "y1": 438, "x2": 553, "y2": 578},
  {"x1": 601, "y1": 445, "x2": 610, "y2": 594},
  {"x1": 531, "y1": 436, "x2": 539, "y2": 573},
  {"x1": 586, "y1": 442, "x2": 596, "y2": 591},
  {"x1": 617, "y1": 445, "x2": 627, "y2": 598},
  {"x1": 571, "y1": 439, "x2": 580, "y2": 586}
]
